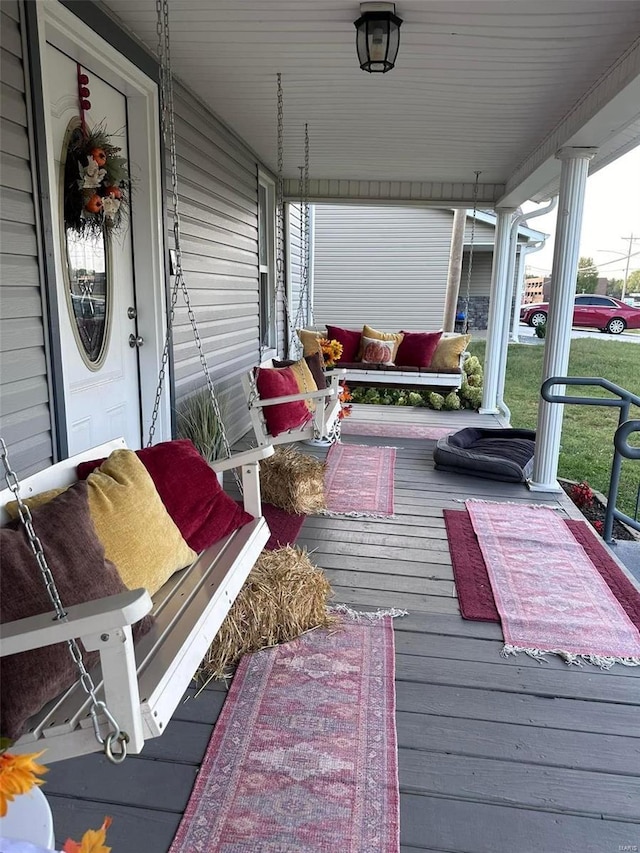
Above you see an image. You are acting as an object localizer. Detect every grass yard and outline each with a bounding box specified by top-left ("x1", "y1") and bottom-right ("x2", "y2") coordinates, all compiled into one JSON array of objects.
[{"x1": 469, "y1": 338, "x2": 640, "y2": 519}]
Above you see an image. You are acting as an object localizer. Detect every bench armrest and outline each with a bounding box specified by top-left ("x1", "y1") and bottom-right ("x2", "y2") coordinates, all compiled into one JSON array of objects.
[
  {"x1": 210, "y1": 445, "x2": 274, "y2": 473},
  {"x1": 253, "y1": 387, "x2": 336, "y2": 408},
  {"x1": 0, "y1": 588, "x2": 152, "y2": 656}
]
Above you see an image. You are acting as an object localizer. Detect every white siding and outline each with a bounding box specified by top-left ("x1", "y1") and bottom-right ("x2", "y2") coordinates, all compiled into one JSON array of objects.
[
  {"x1": 313, "y1": 205, "x2": 453, "y2": 331},
  {"x1": 0, "y1": 1, "x2": 54, "y2": 476}
]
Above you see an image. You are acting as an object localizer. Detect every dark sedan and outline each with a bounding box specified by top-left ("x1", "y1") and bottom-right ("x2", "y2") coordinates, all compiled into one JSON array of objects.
[{"x1": 520, "y1": 295, "x2": 640, "y2": 335}]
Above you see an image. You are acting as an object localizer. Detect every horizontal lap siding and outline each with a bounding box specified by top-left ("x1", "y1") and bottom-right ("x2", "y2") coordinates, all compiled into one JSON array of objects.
[
  {"x1": 0, "y1": 1, "x2": 53, "y2": 476},
  {"x1": 313, "y1": 205, "x2": 453, "y2": 331},
  {"x1": 171, "y1": 83, "x2": 261, "y2": 442}
]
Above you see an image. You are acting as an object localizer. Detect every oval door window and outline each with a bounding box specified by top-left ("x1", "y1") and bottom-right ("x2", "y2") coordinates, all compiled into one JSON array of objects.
[{"x1": 61, "y1": 121, "x2": 111, "y2": 369}]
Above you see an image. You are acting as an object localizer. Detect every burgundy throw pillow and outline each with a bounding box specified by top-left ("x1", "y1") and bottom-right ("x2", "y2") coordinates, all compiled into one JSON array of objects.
[
  {"x1": 326, "y1": 325, "x2": 362, "y2": 363},
  {"x1": 0, "y1": 481, "x2": 153, "y2": 741},
  {"x1": 396, "y1": 330, "x2": 443, "y2": 368},
  {"x1": 77, "y1": 439, "x2": 253, "y2": 552},
  {"x1": 256, "y1": 366, "x2": 312, "y2": 437}
]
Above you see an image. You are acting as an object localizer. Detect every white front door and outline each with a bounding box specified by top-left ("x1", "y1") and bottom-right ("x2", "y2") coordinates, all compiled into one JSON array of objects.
[{"x1": 45, "y1": 44, "x2": 142, "y2": 454}]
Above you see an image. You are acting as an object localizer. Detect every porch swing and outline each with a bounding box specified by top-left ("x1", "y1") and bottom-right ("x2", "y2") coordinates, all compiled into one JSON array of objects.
[
  {"x1": 241, "y1": 77, "x2": 344, "y2": 447},
  {"x1": 0, "y1": 0, "x2": 273, "y2": 765}
]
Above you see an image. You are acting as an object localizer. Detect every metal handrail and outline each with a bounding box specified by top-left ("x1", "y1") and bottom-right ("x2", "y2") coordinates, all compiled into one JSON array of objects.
[{"x1": 540, "y1": 377, "x2": 640, "y2": 542}]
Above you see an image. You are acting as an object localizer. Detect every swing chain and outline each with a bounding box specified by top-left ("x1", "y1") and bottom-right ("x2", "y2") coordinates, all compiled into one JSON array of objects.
[
  {"x1": 152, "y1": 0, "x2": 242, "y2": 492},
  {"x1": 462, "y1": 171, "x2": 481, "y2": 331},
  {"x1": 0, "y1": 439, "x2": 129, "y2": 763}
]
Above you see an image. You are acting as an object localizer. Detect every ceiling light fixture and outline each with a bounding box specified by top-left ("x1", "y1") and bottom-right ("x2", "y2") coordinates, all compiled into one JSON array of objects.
[{"x1": 354, "y1": 2, "x2": 403, "y2": 73}]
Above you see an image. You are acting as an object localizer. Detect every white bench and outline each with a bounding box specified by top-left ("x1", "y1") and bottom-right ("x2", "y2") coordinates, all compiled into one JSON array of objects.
[
  {"x1": 340, "y1": 365, "x2": 464, "y2": 390},
  {"x1": 242, "y1": 359, "x2": 345, "y2": 447},
  {"x1": 0, "y1": 438, "x2": 273, "y2": 763}
]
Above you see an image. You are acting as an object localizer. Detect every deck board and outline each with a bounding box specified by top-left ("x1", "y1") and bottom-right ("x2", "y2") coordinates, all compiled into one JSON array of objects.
[{"x1": 45, "y1": 408, "x2": 640, "y2": 851}]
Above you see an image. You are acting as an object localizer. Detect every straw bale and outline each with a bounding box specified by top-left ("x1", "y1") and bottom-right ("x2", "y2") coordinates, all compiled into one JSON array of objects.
[
  {"x1": 260, "y1": 446, "x2": 326, "y2": 514},
  {"x1": 196, "y1": 546, "x2": 335, "y2": 681}
]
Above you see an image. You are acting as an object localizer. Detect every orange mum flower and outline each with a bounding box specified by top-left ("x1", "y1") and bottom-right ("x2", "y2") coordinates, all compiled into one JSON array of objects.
[
  {"x1": 63, "y1": 816, "x2": 112, "y2": 853},
  {"x1": 0, "y1": 750, "x2": 48, "y2": 817}
]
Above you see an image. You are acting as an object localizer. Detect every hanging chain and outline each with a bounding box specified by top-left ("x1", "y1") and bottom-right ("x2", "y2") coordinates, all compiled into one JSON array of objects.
[
  {"x1": 293, "y1": 124, "x2": 311, "y2": 333},
  {"x1": 462, "y1": 171, "x2": 481, "y2": 331},
  {"x1": 0, "y1": 439, "x2": 128, "y2": 763},
  {"x1": 151, "y1": 0, "x2": 242, "y2": 491}
]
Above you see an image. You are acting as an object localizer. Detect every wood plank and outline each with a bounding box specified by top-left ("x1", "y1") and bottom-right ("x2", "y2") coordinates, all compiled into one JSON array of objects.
[
  {"x1": 324, "y1": 568, "x2": 454, "y2": 597},
  {"x1": 400, "y1": 793, "x2": 638, "y2": 853},
  {"x1": 396, "y1": 682, "x2": 639, "y2": 737},
  {"x1": 313, "y1": 551, "x2": 454, "y2": 581},
  {"x1": 48, "y1": 797, "x2": 180, "y2": 853},
  {"x1": 399, "y1": 749, "x2": 640, "y2": 821},
  {"x1": 396, "y1": 654, "x2": 640, "y2": 704},
  {"x1": 301, "y1": 528, "x2": 451, "y2": 549},
  {"x1": 171, "y1": 685, "x2": 227, "y2": 725},
  {"x1": 397, "y1": 712, "x2": 640, "y2": 775},
  {"x1": 392, "y1": 611, "x2": 504, "y2": 640},
  {"x1": 300, "y1": 539, "x2": 453, "y2": 566},
  {"x1": 330, "y1": 586, "x2": 461, "y2": 615},
  {"x1": 138, "y1": 719, "x2": 214, "y2": 765}
]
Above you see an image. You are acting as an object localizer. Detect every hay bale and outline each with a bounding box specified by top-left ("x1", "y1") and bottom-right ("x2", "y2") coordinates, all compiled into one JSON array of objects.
[
  {"x1": 196, "y1": 546, "x2": 335, "y2": 681},
  {"x1": 260, "y1": 446, "x2": 326, "y2": 514}
]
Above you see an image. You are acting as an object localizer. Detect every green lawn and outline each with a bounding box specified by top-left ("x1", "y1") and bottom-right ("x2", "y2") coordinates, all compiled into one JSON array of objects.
[{"x1": 468, "y1": 339, "x2": 640, "y2": 518}]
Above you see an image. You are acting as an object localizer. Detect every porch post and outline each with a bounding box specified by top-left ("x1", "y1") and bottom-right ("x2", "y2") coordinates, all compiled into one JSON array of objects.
[
  {"x1": 479, "y1": 207, "x2": 516, "y2": 414},
  {"x1": 510, "y1": 246, "x2": 526, "y2": 342},
  {"x1": 442, "y1": 209, "x2": 467, "y2": 332},
  {"x1": 530, "y1": 148, "x2": 596, "y2": 491}
]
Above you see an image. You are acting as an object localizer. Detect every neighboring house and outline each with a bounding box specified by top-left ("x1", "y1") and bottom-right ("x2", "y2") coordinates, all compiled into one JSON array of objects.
[
  {"x1": 523, "y1": 276, "x2": 547, "y2": 304},
  {"x1": 312, "y1": 205, "x2": 545, "y2": 331}
]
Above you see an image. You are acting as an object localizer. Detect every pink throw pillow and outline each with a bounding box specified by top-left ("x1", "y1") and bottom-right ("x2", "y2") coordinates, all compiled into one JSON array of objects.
[
  {"x1": 326, "y1": 325, "x2": 362, "y2": 363},
  {"x1": 397, "y1": 330, "x2": 443, "y2": 368},
  {"x1": 256, "y1": 366, "x2": 312, "y2": 437},
  {"x1": 77, "y1": 439, "x2": 253, "y2": 552}
]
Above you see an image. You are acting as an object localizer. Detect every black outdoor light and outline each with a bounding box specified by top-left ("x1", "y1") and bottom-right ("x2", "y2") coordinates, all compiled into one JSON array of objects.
[{"x1": 354, "y1": 2, "x2": 403, "y2": 73}]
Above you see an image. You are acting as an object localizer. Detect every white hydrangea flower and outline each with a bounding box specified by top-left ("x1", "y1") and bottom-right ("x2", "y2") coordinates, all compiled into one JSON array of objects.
[{"x1": 102, "y1": 196, "x2": 121, "y2": 220}]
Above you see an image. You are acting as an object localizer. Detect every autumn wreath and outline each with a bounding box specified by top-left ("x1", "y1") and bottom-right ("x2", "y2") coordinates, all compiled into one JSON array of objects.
[{"x1": 63, "y1": 123, "x2": 130, "y2": 237}]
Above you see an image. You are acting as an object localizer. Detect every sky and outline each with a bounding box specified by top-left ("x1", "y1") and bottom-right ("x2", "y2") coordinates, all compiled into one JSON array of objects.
[{"x1": 521, "y1": 145, "x2": 640, "y2": 287}]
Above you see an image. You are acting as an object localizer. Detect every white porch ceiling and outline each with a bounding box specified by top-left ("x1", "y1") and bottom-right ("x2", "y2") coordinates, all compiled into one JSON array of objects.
[{"x1": 101, "y1": 0, "x2": 640, "y2": 204}]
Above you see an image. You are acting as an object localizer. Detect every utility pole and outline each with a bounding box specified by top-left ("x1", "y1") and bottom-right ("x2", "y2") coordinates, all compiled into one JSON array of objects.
[{"x1": 621, "y1": 234, "x2": 640, "y2": 301}]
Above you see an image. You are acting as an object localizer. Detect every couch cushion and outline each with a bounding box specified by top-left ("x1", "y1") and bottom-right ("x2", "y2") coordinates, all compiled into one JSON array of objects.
[
  {"x1": 326, "y1": 325, "x2": 362, "y2": 363},
  {"x1": 397, "y1": 330, "x2": 443, "y2": 368},
  {"x1": 430, "y1": 333, "x2": 471, "y2": 370},
  {"x1": 0, "y1": 481, "x2": 153, "y2": 741},
  {"x1": 272, "y1": 357, "x2": 318, "y2": 411},
  {"x1": 360, "y1": 335, "x2": 395, "y2": 366},
  {"x1": 77, "y1": 440, "x2": 253, "y2": 553},
  {"x1": 296, "y1": 328, "x2": 323, "y2": 358},
  {"x1": 256, "y1": 366, "x2": 312, "y2": 437}
]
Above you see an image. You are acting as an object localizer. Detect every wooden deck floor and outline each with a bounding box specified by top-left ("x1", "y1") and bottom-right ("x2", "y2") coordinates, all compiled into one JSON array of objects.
[{"x1": 44, "y1": 408, "x2": 640, "y2": 852}]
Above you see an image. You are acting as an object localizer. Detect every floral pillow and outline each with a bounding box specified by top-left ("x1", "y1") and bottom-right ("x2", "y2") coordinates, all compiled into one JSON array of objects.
[{"x1": 360, "y1": 336, "x2": 395, "y2": 366}]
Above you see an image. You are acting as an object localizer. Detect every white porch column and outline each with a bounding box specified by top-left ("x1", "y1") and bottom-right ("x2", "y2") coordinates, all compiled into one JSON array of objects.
[
  {"x1": 443, "y1": 209, "x2": 467, "y2": 332},
  {"x1": 530, "y1": 147, "x2": 596, "y2": 491},
  {"x1": 480, "y1": 207, "x2": 516, "y2": 414},
  {"x1": 510, "y1": 246, "x2": 527, "y2": 342}
]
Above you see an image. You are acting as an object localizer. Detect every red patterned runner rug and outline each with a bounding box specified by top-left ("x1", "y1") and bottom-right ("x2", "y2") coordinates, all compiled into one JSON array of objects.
[
  {"x1": 465, "y1": 500, "x2": 640, "y2": 668},
  {"x1": 322, "y1": 443, "x2": 395, "y2": 518},
  {"x1": 340, "y1": 421, "x2": 455, "y2": 441},
  {"x1": 169, "y1": 617, "x2": 399, "y2": 853}
]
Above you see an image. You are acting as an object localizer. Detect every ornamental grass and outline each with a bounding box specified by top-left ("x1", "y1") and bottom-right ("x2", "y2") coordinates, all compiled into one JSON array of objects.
[{"x1": 195, "y1": 546, "x2": 335, "y2": 681}]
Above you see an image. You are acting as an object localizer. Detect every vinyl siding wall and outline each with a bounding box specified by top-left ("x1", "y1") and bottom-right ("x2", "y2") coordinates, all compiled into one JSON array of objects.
[
  {"x1": 313, "y1": 205, "x2": 454, "y2": 331},
  {"x1": 0, "y1": 0, "x2": 54, "y2": 476},
  {"x1": 169, "y1": 82, "x2": 277, "y2": 442}
]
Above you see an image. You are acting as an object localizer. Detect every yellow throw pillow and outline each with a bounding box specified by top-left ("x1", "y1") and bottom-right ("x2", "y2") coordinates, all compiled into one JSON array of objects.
[
  {"x1": 6, "y1": 452, "x2": 197, "y2": 595},
  {"x1": 430, "y1": 334, "x2": 471, "y2": 370},
  {"x1": 296, "y1": 328, "x2": 323, "y2": 358},
  {"x1": 288, "y1": 357, "x2": 318, "y2": 411},
  {"x1": 85, "y1": 451, "x2": 197, "y2": 594},
  {"x1": 360, "y1": 325, "x2": 404, "y2": 361}
]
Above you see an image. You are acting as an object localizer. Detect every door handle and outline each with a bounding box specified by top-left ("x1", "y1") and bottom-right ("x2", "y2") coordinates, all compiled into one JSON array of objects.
[{"x1": 129, "y1": 334, "x2": 144, "y2": 348}]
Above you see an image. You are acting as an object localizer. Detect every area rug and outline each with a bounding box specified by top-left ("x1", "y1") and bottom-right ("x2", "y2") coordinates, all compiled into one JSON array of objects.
[
  {"x1": 340, "y1": 421, "x2": 456, "y2": 441},
  {"x1": 262, "y1": 502, "x2": 306, "y2": 550},
  {"x1": 322, "y1": 443, "x2": 395, "y2": 518},
  {"x1": 456, "y1": 501, "x2": 640, "y2": 667},
  {"x1": 444, "y1": 509, "x2": 640, "y2": 630},
  {"x1": 169, "y1": 616, "x2": 399, "y2": 853}
]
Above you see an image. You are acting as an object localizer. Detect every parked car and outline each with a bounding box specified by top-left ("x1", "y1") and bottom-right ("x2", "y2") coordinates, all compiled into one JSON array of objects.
[{"x1": 520, "y1": 295, "x2": 640, "y2": 334}]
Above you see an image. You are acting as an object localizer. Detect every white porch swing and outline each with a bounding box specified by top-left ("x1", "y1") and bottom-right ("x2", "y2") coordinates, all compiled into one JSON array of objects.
[{"x1": 0, "y1": 0, "x2": 273, "y2": 765}]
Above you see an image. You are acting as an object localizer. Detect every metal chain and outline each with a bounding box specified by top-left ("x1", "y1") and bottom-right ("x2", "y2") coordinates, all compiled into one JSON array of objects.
[
  {"x1": 293, "y1": 124, "x2": 311, "y2": 334},
  {"x1": 151, "y1": 0, "x2": 242, "y2": 492},
  {"x1": 0, "y1": 439, "x2": 128, "y2": 763},
  {"x1": 462, "y1": 171, "x2": 481, "y2": 331}
]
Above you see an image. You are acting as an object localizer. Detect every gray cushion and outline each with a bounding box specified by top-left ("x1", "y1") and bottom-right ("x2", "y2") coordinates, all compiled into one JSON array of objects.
[{"x1": 433, "y1": 427, "x2": 536, "y2": 483}]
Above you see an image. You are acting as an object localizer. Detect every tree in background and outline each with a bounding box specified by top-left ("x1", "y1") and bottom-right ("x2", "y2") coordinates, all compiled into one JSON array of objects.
[
  {"x1": 576, "y1": 257, "x2": 599, "y2": 293},
  {"x1": 625, "y1": 269, "x2": 640, "y2": 294},
  {"x1": 607, "y1": 278, "x2": 623, "y2": 297}
]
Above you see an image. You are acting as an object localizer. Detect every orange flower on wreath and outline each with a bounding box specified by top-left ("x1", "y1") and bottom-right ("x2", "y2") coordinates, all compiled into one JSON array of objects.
[{"x1": 0, "y1": 749, "x2": 47, "y2": 817}]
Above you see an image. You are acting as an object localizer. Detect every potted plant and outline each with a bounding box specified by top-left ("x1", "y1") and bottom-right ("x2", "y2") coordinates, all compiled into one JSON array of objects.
[{"x1": 177, "y1": 389, "x2": 225, "y2": 483}]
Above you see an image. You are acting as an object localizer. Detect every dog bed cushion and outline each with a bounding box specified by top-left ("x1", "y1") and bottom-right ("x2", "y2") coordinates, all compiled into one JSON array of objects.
[{"x1": 433, "y1": 427, "x2": 536, "y2": 483}]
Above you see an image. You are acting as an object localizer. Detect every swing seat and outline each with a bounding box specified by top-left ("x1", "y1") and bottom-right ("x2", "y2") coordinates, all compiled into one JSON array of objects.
[
  {"x1": 0, "y1": 438, "x2": 273, "y2": 763},
  {"x1": 242, "y1": 359, "x2": 345, "y2": 447}
]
